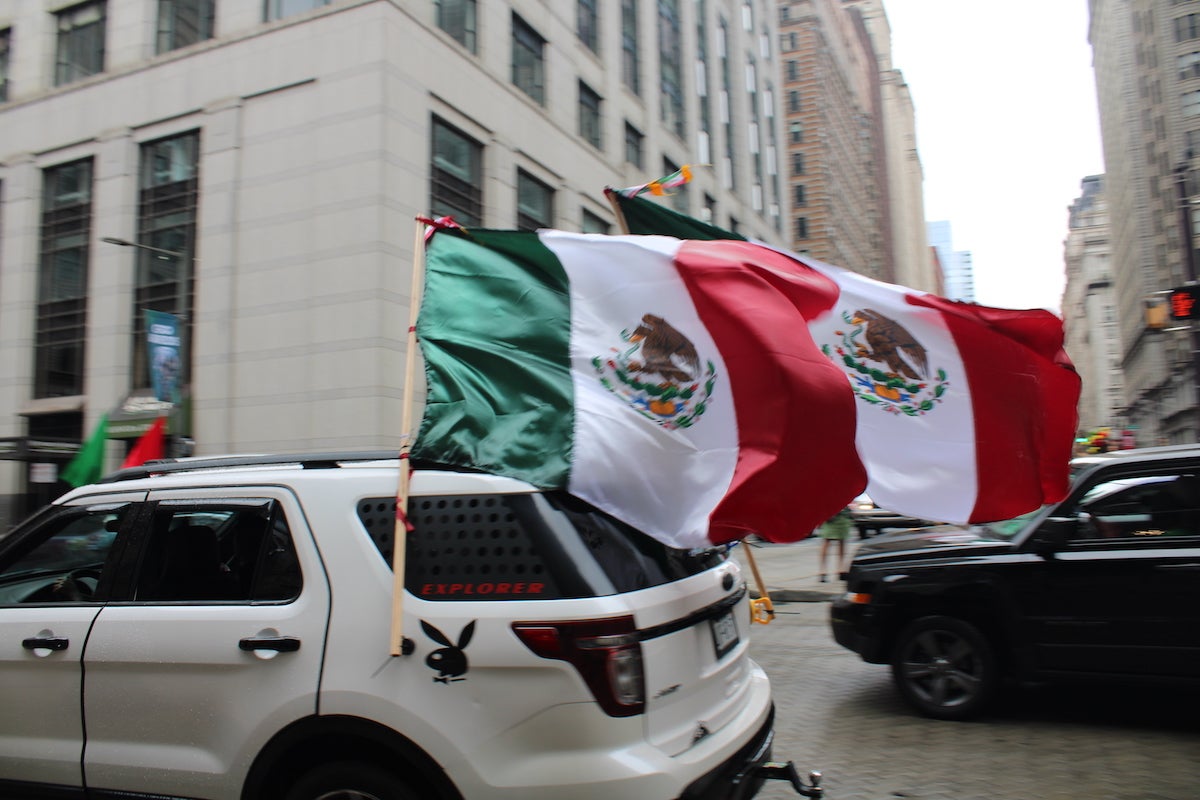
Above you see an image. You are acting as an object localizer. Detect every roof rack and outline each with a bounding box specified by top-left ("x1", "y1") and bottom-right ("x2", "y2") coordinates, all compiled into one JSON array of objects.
[{"x1": 96, "y1": 450, "x2": 402, "y2": 484}]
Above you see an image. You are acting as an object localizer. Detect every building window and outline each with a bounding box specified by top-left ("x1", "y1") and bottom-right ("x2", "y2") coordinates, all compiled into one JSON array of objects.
[
  {"x1": 622, "y1": 0, "x2": 640, "y2": 94},
  {"x1": 1176, "y1": 13, "x2": 1200, "y2": 43},
  {"x1": 436, "y1": 0, "x2": 477, "y2": 53},
  {"x1": 0, "y1": 28, "x2": 10, "y2": 102},
  {"x1": 702, "y1": 193, "x2": 716, "y2": 223},
  {"x1": 624, "y1": 122, "x2": 644, "y2": 168},
  {"x1": 788, "y1": 89, "x2": 800, "y2": 113},
  {"x1": 579, "y1": 81, "x2": 603, "y2": 149},
  {"x1": 132, "y1": 132, "x2": 199, "y2": 396},
  {"x1": 795, "y1": 217, "x2": 808, "y2": 239},
  {"x1": 55, "y1": 2, "x2": 106, "y2": 87},
  {"x1": 1181, "y1": 51, "x2": 1200, "y2": 81},
  {"x1": 581, "y1": 208, "x2": 609, "y2": 234},
  {"x1": 793, "y1": 184, "x2": 806, "y2": 207},
  {"x1": 430, "y1": 117, "x2": 483, "y2": 226},
  {"x1": 156, "y1": 0, "x2": 214, "y2": 53},
  {"x1": 517, "y1": 170, "x2": 554, "y2": 230},
  {"x1": 512, "y1": 14, "x2": 546, "y2": 105},
  {"x1": 789, "y1": 121, "x2": 803, "y2": 144},
  {"x1": 37, "y1": 159, "x2": 94, "y2": 398},
  {"x1": 1184, "y1": 90, "x2": 1200, "y2": 118},
  {"x1": 786, "y1": 60, "x2": 798, "y2": 81},
  {"x1": 791, "y1": 151, "x2": 805, "y2": 174},
  {"x1": 659, "y1": 0, "x2": 685, "y2": 137},
  {"x1": 578, "y1": 0, "x2": 599, "y2": 53},
  {"x1": 1188, "y1": 129, "x2": 1200, "y2": 157},
  {"x1": 264, "y1": 0, "x2": 330, "y2": 21}
]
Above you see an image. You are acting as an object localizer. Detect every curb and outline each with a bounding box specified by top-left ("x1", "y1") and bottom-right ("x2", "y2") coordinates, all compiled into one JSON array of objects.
[{"x1": 751, "y1": 588, "x2": 838, "y2": 603}]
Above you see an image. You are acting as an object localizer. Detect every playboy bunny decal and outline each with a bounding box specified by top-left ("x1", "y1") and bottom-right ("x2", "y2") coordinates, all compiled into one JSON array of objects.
[{"x1": 421, "y1": 620, "x2": 476, "y2": 683}]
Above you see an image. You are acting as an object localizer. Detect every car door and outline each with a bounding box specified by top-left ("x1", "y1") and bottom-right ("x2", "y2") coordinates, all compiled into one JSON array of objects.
[
  {"x1": 1017, "y1": 467, "x2": 1200, "y2": 677},
  {"x1": 0, "y1": 493, "x2": 143, "y2": 790},
  {"x1": 81, "y1": 488, "x2": 330, "y2": 799}
]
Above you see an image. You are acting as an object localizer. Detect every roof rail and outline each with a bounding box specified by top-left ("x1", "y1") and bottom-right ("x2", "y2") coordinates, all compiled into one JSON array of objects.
[{"x1": 96, "y1": 450, "x2": 401, "y2": 484}]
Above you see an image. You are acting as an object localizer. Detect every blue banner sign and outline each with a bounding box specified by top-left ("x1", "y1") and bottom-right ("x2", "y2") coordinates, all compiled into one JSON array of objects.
[{"x1": 146, "y1": 309, "x2": 182, "y2": 404}]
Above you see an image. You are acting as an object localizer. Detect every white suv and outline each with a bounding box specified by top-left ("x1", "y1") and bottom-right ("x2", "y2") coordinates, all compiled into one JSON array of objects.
[{"x1": 0, "y1": 452, "x2": 819, "y2": 800}]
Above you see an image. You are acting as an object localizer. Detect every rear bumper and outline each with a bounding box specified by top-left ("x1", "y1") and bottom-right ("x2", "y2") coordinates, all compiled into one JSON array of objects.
[{"x1": 677, "y1": 704, "x2": 774, "y2": 800}]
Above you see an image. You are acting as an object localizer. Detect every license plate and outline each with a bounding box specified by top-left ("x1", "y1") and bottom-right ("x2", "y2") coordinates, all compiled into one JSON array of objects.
[{"x1": 710, "y1": 608, "x2": 739, "y2": 659}]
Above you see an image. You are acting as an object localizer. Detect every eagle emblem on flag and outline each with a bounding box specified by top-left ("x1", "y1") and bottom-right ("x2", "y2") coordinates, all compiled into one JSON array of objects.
[
  {"x1": 823, "y1": 308, "x2": 950, "y2": 417},
  {"x1": 592, "y1": 313, "x2": 717, "y2": 430}
]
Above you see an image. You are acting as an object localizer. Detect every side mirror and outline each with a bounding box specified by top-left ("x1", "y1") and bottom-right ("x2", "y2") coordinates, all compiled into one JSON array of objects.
[{"x1": 1028, "y1": 517, "x2": 1078, "y2": 557}]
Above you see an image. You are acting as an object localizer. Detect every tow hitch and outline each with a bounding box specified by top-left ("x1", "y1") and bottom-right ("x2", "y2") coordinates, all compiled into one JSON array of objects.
[{"x1": 755, "y1": 761, "x2": 823, "y2": 797}]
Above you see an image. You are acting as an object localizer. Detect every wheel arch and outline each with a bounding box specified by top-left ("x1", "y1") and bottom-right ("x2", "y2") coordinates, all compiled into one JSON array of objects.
[
  {"x1": 879, "y1": 581, "x2": 1017, "y2": 678},
  {"x1": 241, "y1": 714, "x2": 464, "y2": 800}
]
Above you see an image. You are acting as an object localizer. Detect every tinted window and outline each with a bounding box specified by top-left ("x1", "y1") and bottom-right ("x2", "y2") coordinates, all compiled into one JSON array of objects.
[
  {"x1": 359, "y1": 492, "x2": 724, "y2": 601},
  {"x1": 0, "y1": 503, "x2": 131, "y2": 604},
  {"x1": 1070, "y1": 472, "x2": 1200, "y2": 540},
  {"x1": 133, "y1": 500, "x2": 301, "y2": 602}
]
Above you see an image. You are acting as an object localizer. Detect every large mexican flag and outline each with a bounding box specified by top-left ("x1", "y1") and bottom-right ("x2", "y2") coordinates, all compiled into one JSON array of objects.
[
  {"x1": 413, "y1": 228, "x2": 866, "y2": 549},
  {"x1": 610, "y1": 190, "x2": 1081, "y2": 525}
]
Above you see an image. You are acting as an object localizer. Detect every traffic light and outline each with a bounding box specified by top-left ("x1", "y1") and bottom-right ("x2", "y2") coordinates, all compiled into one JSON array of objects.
[{"x1": 1168, "y1": 285, "x2": 1200, "y2": 320}]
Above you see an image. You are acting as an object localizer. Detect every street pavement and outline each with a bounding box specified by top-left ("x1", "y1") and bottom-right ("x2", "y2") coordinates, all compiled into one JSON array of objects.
[{"x1": 730, "y1": 535, "x2": 1200, "y2": 800}]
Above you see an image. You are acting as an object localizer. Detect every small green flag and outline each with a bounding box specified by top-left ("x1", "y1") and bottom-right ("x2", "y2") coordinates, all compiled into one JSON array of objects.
[{"x1": 61, "y1": 414, "x2": 109, "y2": 488}]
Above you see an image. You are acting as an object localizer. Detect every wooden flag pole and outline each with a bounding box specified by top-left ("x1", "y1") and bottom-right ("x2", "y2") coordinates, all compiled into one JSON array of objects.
[
  {"x1": 604, "y1": 188, "x2": 630, "y2": 235},
  {"x1": 741, "y1": 543, "x2": 775, "y2": 625},
  {"x1": 389, "y1": 218, "x2": 427, "y2": 657}
]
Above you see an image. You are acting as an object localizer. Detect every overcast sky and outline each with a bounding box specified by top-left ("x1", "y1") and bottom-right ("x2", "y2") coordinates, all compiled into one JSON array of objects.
[{"x1": 882, "y1": 0, "x2": 1104, "y2": 313}]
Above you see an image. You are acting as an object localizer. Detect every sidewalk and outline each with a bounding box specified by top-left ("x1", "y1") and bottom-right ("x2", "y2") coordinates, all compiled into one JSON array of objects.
[{"x1": 728, "y1": 534, "x2": 862, "y2": 603}]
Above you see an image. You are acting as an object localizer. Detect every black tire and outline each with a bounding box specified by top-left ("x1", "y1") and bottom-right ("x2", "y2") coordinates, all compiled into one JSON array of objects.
[
  {"x1": 285, "y1": 761, "x2": 422, "y2": 800},
  {"x1": 890, "y1": 615, "x2": 998, "y2": 721}
]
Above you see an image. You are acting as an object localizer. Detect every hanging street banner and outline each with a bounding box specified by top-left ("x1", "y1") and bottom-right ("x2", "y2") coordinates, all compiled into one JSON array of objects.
[{"x1": 146, "y1": 309, "x2": 182, "y2": 405}]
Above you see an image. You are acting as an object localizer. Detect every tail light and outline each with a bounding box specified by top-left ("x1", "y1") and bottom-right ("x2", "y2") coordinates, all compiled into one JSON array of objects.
[{"x1": 511, "y1": 615, "x2": 645, "y2": 717}]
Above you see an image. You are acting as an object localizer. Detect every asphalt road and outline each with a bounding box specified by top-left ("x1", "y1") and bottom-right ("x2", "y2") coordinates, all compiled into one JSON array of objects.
[{"x1": 747, "y1": 600, "x2": 1200, "y2": 800}]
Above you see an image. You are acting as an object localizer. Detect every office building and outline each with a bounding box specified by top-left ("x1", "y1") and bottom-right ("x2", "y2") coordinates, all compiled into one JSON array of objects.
[{"x1": 0, "y1": 0, "x2": 788, "y2": 524}]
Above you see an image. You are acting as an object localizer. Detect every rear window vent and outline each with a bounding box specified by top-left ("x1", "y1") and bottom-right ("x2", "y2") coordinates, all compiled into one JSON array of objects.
[{"x1": 357, "y1": 495, "x2": 562, "y2": 601}]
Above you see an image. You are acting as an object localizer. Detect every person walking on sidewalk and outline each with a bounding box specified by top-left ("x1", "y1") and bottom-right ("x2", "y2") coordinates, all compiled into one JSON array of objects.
[{"x1": 817, "y1": 508, "x2": 852, "y2": 582}]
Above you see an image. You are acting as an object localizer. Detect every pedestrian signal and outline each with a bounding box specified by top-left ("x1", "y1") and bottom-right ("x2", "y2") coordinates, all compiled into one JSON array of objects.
[{"x1": 1169, "y1": 285, "x2": 1200, "y2": 320}]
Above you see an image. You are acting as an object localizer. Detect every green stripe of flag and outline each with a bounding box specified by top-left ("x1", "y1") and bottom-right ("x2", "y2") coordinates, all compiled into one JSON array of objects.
[{"x1": 413, "y1": 229, "x2": 575, "y2": 487}]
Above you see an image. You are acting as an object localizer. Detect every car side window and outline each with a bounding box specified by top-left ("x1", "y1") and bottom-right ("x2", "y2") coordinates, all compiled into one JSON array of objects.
[
  {"x1": 1070, "y1": 472, "x2": 1200, "y2": 540},
  {"x1": 133, "y1": 500, "x2": 302, "y2": 603},
  {"x1": 0, "y1": 503, "x2": 131, "y2": 604}
]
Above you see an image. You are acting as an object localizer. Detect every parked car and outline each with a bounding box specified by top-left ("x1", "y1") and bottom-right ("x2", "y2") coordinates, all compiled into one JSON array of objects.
[
  {"x1": 845, "y1": 494, "x2": 936, "y2": 538},
  {"x1": 0, "y1": 452, "x2": 821, "y2": 800},
  {"x1": 830, "y1": 445, "x2": 1200, "y2": 720}
]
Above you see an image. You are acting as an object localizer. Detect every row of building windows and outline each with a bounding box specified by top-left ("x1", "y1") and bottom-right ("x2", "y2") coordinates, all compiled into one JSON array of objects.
[
  {"x1": 434, "y1": 0, "x2": 778, "y2": 233},
  {"x1": 30, "y1": 114, "x2": 649, "y2": 402},
  {"x1": 431, "y1": 115, "x2": 611, "y2": 231},
  {"x1": 0, "y1": 0, "x2": 329, "y2": 99}
]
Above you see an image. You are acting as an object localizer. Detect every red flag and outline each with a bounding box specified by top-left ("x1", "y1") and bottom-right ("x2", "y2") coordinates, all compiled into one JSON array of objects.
[{"x1": 121, "y1": 416, "x2": 166, "y2": 468}]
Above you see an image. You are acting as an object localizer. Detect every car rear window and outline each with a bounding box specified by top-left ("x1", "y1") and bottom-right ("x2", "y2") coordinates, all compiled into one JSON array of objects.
[{"x1": 357, "y1": 492, "x2": 725, "y2": 600}]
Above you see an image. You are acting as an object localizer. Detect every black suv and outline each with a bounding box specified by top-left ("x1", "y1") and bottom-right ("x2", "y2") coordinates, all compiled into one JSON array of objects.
[{"x1": 830, "y1": 445, "x2": 1200, "y2": 720}]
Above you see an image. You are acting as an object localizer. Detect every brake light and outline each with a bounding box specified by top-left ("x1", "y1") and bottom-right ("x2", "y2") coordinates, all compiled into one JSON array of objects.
[{"x1": 511, "y1": 616, "x2": 645, "y2": 717}]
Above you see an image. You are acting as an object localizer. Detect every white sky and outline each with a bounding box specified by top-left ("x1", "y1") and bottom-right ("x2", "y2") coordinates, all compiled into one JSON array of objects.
[{"x1": 882, "y1": 0, "x2": 1105, "y2": 313}]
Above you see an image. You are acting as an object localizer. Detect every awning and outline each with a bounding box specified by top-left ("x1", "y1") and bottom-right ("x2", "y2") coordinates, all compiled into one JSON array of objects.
[
  {"x1": 0, "y1": 437, "x2": 81, "y2": 462},
  {"x1": 108, "y1": 387, "x2": 191, "y2": 439}
]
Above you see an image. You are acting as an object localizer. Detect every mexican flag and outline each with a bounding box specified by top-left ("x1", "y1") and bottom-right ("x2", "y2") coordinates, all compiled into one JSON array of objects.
[
  {"x1": 413, "y1": 227, "x2": 867, "y2": 549},
  {"x1": 609, "y1": 190, "x2": 1081, "y2": 525}
]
